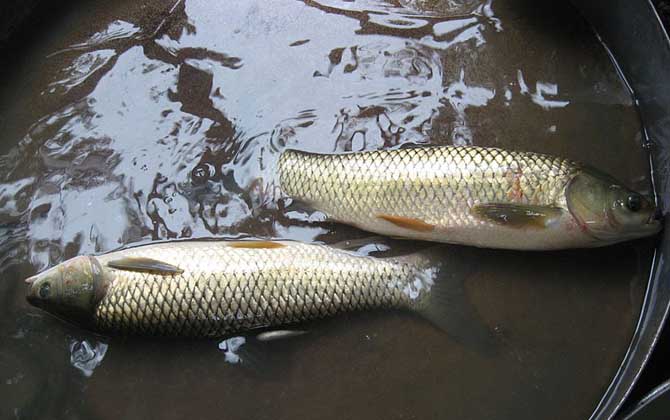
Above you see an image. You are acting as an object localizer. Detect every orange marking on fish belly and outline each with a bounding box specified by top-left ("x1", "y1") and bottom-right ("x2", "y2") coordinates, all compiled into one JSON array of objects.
[
  {"x1": 229, "y1": 241, "x2": 285, "y2": 249},
  {"x1": 377, "y1": 214, "x2": 435, "y2": 232},
  {"x1": 506, "y1": 168, "x2": 524, "y2": 201}
]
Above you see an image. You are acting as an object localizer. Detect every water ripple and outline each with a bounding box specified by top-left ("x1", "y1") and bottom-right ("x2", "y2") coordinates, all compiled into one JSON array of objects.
[{"x1": 0, "y1": 0, "x2": 644, "y2": 273}]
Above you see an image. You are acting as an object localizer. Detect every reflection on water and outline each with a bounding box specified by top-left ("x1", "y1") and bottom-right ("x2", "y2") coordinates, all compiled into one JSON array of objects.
[
  {"x1": 0, "y1": 0, "x2": 656, "y2": 419},
  {"x1": 218, "y1": 336, "x2": 246, "y2": 365},
  {"x1": 70, "y1": 340, "x2": 109, "y2": 377}
]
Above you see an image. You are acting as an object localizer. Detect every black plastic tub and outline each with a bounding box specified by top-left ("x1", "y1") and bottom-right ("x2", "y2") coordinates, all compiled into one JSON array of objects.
[
  {"x1": 0, "y1": 0, "x2": 670, "y2": 420},
  {"x1": 571, "y1": 1, "x2": 670, "y2": 418}
]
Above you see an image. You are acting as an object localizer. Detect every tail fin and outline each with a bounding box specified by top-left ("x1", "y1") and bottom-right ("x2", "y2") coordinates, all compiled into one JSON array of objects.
[{"x1": 397, "y1": 246, "x2": 498, "y2": 355}]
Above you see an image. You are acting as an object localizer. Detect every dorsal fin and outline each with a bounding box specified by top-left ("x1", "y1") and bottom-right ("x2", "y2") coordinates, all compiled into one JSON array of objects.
[
  {"x1": 228, "y1": 241, "x2": 285, "y2": 249},
  {"x1": 107, "y1": 257, "x2": 183, "y2": 275},
  {"x1": 377, "y1": 214, "x2": 435, "y2": 232}
]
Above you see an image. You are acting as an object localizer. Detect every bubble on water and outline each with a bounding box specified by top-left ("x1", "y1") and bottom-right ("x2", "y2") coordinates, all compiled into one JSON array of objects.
[
  {"x1": 69, "y1": 340, "x2": 109, "y2": 377},
  {"x1": 218, "y1": 336, "x2": 246, "y2": 364}
]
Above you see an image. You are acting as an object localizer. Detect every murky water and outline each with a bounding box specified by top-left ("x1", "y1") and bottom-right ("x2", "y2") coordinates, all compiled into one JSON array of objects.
[{"x1": 0, "y1": 1, "x2": 657, "y2": 419}]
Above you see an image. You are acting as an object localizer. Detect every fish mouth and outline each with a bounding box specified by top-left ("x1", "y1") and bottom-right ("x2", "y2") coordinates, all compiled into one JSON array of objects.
[
  {"x1": 649, "y1": 208, "x2": 664, "y2": 226},
  {"x1": 643, "y1": 217, "x2": 663, "y2": 235},
  {"x1": 588, "y1": 218, "x2": 662, "y2": 243},
  {"x1": 24, "y1": 274, "x2": 43, "y2": 306},
  {"x1": 25, "y1": 284, "x2": 41, "y2": 307},
  {"x1": 637, "y1": 209, "x2": 664, "y2": 237}
]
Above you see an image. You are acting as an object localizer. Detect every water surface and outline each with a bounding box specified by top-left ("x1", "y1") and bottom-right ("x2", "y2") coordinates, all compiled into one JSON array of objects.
[{"x1": 0, "y1": 1, "x2": 656, "y2": 419}]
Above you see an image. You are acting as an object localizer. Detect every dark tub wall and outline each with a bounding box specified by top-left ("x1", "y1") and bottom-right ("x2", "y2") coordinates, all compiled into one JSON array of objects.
[
  {"x1": 0, "y1": 1, "x2": 74, "y2": 54},
  {"x1": 656, "y1": 0, "x2": 670, "y2": 28},
  {"x1": 0, "y1": 0, "x2": 43, "y2": 45},
  {"x1": 1, "y1": 1, "x2": 669, "y2": 418},
  {"x1": 624, "y1": 0, "x2": 670, "y2": 404},
  {"x1": 614, "y1": 0, "x2": 670, "y2": 416}
]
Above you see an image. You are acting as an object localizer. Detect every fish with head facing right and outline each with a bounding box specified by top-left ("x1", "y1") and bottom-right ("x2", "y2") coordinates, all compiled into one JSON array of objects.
[{"x1": 278, "y1": 145, "x2": 662, "y2": 250}]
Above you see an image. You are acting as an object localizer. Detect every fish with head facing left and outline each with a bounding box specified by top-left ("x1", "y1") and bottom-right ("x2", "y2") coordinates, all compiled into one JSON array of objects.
[{"x1": 25, "y1": 240, "x2": 491, "y2": 347}]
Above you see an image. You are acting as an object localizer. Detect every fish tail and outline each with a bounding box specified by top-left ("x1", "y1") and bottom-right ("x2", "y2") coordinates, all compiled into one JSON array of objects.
[{"x1": 397, "y1": 246, "x2": 498, "y2": 354}]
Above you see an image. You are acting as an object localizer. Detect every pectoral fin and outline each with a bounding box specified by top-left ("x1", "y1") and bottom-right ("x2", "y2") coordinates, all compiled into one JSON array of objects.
[
  {"x1": 106, "y1": 257, "x2": 183, "y2": 275},
  {"x1": 377, "y1": 214, "x2": 435, "y2": 232},
  {"x1": 471, "y1": 204, "x2": 563, "y2": 229}
]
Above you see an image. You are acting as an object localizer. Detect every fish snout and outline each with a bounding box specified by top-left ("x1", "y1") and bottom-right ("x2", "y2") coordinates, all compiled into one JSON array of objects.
[
  {"x1": 24, "y1": 271, "x2": 50, "y2": 307},
  {"x1": 25, "y1": 280, "x2": 41, "y2": 306}
]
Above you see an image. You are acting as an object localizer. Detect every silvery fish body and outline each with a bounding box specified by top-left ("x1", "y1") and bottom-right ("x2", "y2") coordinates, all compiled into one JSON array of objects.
[
  {"x1": 26, "y1": 240, "x2": 447, "y2": 338},
  {"x1": 278, "y1": 146, "x2": 660, "y2": 250}
]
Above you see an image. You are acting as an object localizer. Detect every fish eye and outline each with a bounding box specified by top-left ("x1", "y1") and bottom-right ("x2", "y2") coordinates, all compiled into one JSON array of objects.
[
  {"x1": 39, "y1": 282, "x2": 51, "y2": 299},
  {"x1": 626, "y1": 194, "x2": 643, "y2": 212}
]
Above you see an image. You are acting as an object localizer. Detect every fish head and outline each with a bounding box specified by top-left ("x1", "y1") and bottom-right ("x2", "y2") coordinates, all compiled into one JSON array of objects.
[
  {"x1": 25, "y1": 256, "x2": 107, "y2": 326},
  {"x1": 566, "y1": 169, "x2": 662, "y2": 244}
]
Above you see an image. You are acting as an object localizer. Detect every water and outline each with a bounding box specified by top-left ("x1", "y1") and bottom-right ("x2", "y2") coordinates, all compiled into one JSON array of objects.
[{"x1": 0, "y1": 0, "x2": 656, "y2": 419}]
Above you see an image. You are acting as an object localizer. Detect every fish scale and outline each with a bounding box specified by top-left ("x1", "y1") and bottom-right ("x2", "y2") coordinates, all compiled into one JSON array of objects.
[
  {"x1": 278, "y1": 145, "x2": 582, "y2": 249},
  {"x1": 93, "y1": 241, "x2": 433, "y2": 337},
  {"x1": 26, "y1": 151, "x2": 660, "y2": 333}
]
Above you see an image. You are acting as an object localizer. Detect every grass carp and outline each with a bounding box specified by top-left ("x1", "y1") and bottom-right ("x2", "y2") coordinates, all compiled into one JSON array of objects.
[
  {"x1": 278, "y1": 146, "x2": 661, "y2": 250},
  {"x1": 25, "y1": 240, "x2": 474, "y2": 339}
]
